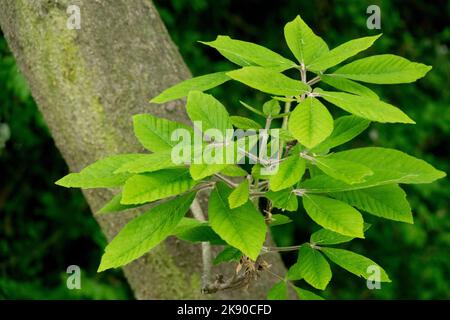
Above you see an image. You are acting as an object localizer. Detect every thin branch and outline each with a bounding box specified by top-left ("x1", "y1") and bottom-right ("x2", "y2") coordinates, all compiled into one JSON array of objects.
[
  {"x1": 300, "y1": 63, "x2": 307, "y2": 83},
  {"x1": 262, "y1": 245, "x2": 303, "y2": 253},
  {"x1": 237, "y1": 147, "x2": 271, "y2": 166},
  {"x1": 281, "y1": 101, "x2": 291, "y2": 132},
  {"x1": 192, "y1": 182, "x2": 216, "y2": 193},
  {"x1": 214, "y1": 174, "x2": 239, "y2": 188},
  {"x1": 249, "y1": 191, "x2": 266, "y2": 198},
  {"x1": 258, "y1": 116, "x2": 272, "y2": 164},
  {"x1": 190, "y1": 197, "x2": 212, "y2": 288},
  {"x1": 263, "y1": 267, "x2": 286, "y2": 282},
  {"x1": 307, "y1": 76, "x2": 321, "y2": 86}
]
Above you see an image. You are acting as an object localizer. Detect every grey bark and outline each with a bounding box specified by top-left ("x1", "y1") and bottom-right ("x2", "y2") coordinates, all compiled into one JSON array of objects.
[{"x1": 0, "y1": 0, "x2": 287, "y2": 299}]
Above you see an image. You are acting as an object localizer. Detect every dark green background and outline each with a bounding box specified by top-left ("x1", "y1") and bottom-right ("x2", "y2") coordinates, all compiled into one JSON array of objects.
[{"x1": 1, "y1": 0, "x2": 449, "y2": 299}]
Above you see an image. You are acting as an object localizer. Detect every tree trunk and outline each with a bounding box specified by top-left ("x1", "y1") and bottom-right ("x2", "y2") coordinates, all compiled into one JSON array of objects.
[{"x1": 0, "y1": 0, "x2": 287, "y2": 299}]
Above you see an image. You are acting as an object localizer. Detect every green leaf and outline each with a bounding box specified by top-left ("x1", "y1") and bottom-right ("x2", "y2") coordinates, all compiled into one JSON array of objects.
[
  {"x1": 121, "y1": 168, "x2": 197, "y2": 204},
  {"x1": 213, "y1": 246, "x2": 242, "y2": 265},
  {"x1": 321, "y1": 247, "x2": 391, "y2": 282},
  {"x1": 220, "y1": 165, "x2": 248, "y2": 177},
  {"x1": 288, "y1": 97, "x2": 334, "y2": 148},
  {"x1": 269, "y1": 155, "x2": 306, "y2": 191},
  {"x1": 251, "y1": 164, "x2": 271, "y2": 180},
  {"x1": 312, "y1": 115, "x2": 370, "y2": 153},
  {"x1": 97, "y1": 193, "x2": 141, "y2": 214},
  {"x1": 279, "y1": 128, "x2": 295, "y2": 142},
  {"x1": 294, "y1": 287, "x2": 324, "y2": 300},
  {"x1": 230, "y1": 116, "x2": 262, "y2": 129},
  {"x1": 284, "y1": 15, "x2": 329, "y2": 65},
  {"x1": 228, "y1": 180, "x2": 250, "y2": 209},
  {"x1": 288, "y1": 244, "x2": 331, "y2": 290},
  {"x1": 263, "y1": 99, "x2": 281, "y2": 116},
  {"x1": 186, "y1": 91, "x2": 232, "y2": 137},
  {"x1": 307, "y1": 34, "x2": 381, "y2": 71},
  {"x1": 301, "y1": 147, "x2": 446, "y2": 192},
  {"x1": 114, "y1": 151, "x2": 179, "y2": 174},
  {"x1": 208, "y1": 182, "x2": 266, "y2": 260},
  {"x1": 56, "y1": 154, "x2": 144, "y2": 188},
  {"x1": 302, "y1": 194, "x2": 364, "y2": 238},
  {"x1": 317, "y1": 89, "x2": 415, "y2": 124},
  {"x1": 189, "y1": 163, "x2": 229, "y2": 181},
  {"x1": 310, "y1": 224, "x2": 371, "y2": 245},
  {"x1": 227, "y1": 67, "x2": 311, "y2": 96},
  {"x1": 239, "y1": 101, "x2": 265, "y2": 116},
  {"x1": 201, "y1": 35, "x2": 296, "y2": 72},
  {"x1": 320, "y1": 74, "x2": 378, "y2": 99},
  {"x1": 310, "y1": 228, "x2": 354, "y2": 246},
  {"x1": 172, "y1": 218, "x2": 225, "y2": 245},
  {"x1": 333, "y1": 54, "x2": 432, "y2": 84},
  {"x1": 150, "y1": 72, "x2": 230, "y2": 103},
  {"x1": 98, "y1": 193, "x2": 195, "y2": 271},
  {"x1": 269, "y1": 214, "x2": 293, "y2": 226},
  {"x1": 331, "y1": 185, "x2": 413, "y2": 223},
  {"x1": 314, "y1": 157, "x2": 373, "y2": 184},
  {"x1": 171, "y1": 217, "x2": 202, "y2": 234},
  {"x1": 267, "y1": 281, "x2": 288, "y2": 300},
  {"x1": 133, "y1": 114, "x2": 193, "y2": 152},
  {"x1": 266, "y1": 188, "x2": 298, "y2": 211},
  {"x1": 189, "y1": 137, "x2": 252, "y2": 180}
]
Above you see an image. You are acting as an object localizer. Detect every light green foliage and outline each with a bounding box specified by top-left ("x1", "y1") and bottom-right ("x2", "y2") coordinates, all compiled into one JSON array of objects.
[
  {"x1": 331, "y1": 185, "x2": 413, "y2": 223},
  {"x1": 201, "y1": 35, "x2": 296, "y2": 71},
  {"x1": 219, "y1": 165, "x2": 248, "y2": 177},
  {"x1": 311, "y1": 228, "x2": 355, "y2": 246},
  {"x1": 150, "y1": 72, "x2": 230, "y2": 103},
  {"x1": 317, "y1": 89, "x2": 415, "y2": 124},
  {"x1": 333, "y1": 54, "x2": 432, "y2": 84},
  {"x1": 303, "y1": 195, "x2": 364, "y2": 238},
  {"x1": 230, "y1": 116, "x2": 262, "y2": 129},
  {"x1": 172, "y1": 218, "x2": 225, "y2": 245},
  {"x1": 97, "y1": 193, "x2": 141, "y2": 214},
  {"x1": 308, "y1": 34, "x2": 381, "y2": 71},
  {"x1": 288, "y1": 97, "x2": 334, "y2": 148},
  {"x1": 311, "y1": 224, "x2": 371, "y2": 246},
  {"x1": 312, "y1": 115, "x2": 370, "y2": 153},
  {"x1": 288, "y1": 244, "x2": 332, "y2": 290},
  {"x1": 122, "y1": 168, "x2": 197, "y2": 204},
  {"x1": 227, "y1": 67, "x2": 311, "y2": 96},
  {"x1": 302, "y1": 147, "x2": 446, "y2": 192},
  {"x1": 267, "y1": 281, "x2": 288, "y2": 300},
  {"x1": 133, "y1": 114, "x2": 193, "y2": 152},
  {"x1": 114, "y1": 151, "x2": 178, "y2": 174},
  {"x1": 321, "y1": 247, "x2": 391, "y2": 282},
  {"x1": 208, "y1": 182, "x2": 266, "y2": 260},
  {"x1": 314, "y1": 157, "x2": 373, "y2": 184},
  {"x1": 213, "y1": 246, "x2": 242, "y2": 265},
  {"x1": 319, "y1": 75, "x2": 378, "y2": 99},
  {"x1": 55, "y1": 13, "x2": 445, "y2": 299},
  {"x1": 98, "y1": 193, "x2": 195, "y2": 271},
  {"x1": 284, "y1": 15, "x2": 329, "y2": 66},
  {"x1": 228, "y1": 180, "x2": 249, "y2": 209},
  {"x1": 294, "y1": 287, "x2": 324, "y2": 300},
  {"x1": 265, "y1": 189, "x2": 298, "y2": 212},
  {"x1": 269, "y1": 155, "x2": 306, "y2": 191},
  {"x1": 189, "y1": 162, "x2": 228, "y2": 181},
  {"x1": 269, "y1": 214, "x2": 293, "y2": 226},
  {"x1": 262, "y1": 99, "x2": 281, "y2": 117},
  {"x1": 55, "y1": 154, "x2": 145, "y2": 188},
  {"x1": 186, "y1": 91, "x2": 232, "y2": 137}
]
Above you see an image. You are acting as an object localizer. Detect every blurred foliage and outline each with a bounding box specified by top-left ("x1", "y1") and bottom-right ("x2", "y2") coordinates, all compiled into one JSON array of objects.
[{"x1": 1, "y1": 0, "x2": 448, "y2": 299}]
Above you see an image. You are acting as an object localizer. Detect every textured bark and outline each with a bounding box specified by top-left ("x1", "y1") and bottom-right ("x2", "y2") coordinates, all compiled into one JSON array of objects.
[{"x1": 0, "y1": 0, "x2": 287, "y2": 299}]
